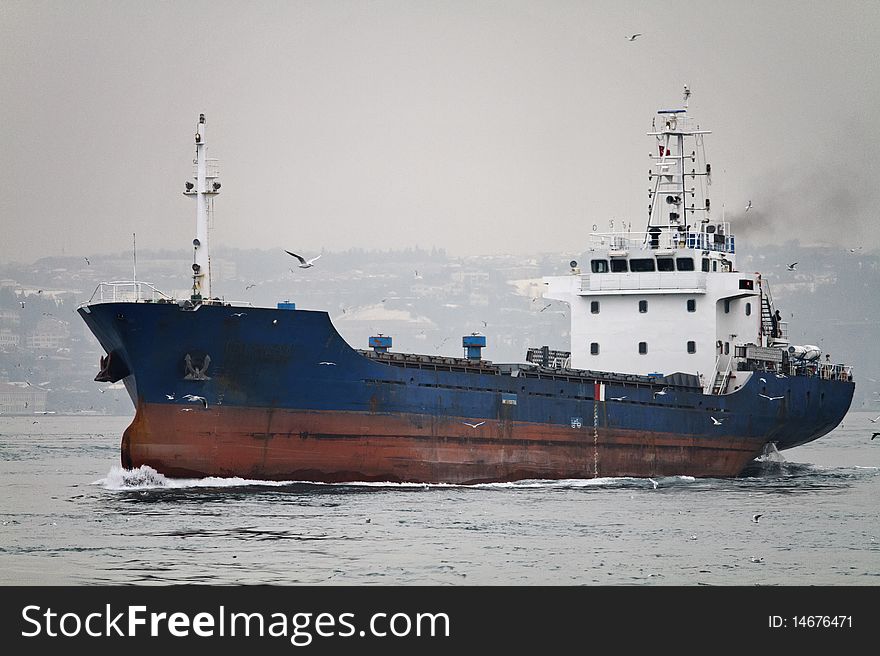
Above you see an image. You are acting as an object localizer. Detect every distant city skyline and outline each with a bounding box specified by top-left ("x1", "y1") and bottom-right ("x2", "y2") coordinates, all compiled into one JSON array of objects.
[{"x1": 3, "y1": 1, "x2": 879, "y2": 263}]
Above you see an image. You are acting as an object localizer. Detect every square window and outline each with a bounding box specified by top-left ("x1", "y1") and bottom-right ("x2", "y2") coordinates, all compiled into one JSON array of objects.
[
  {"x1": 638, "y1": 300, "x2": 648, "y2": 313},
  {"x1": 590, "y1": 342, "x2": 599, "y2": 355},
  {"x1": 687, "y1": 299, "x2": 696, "y2": 312},
  {"x1": 687, "y1": 340, "x2": 696, "y2": 353},
  {"x1": 657, "y1": 258, "x2": 674, "y2": 272},
  {"x1": 591, "y1": 301, "x2": 600, "y2": 314},
  {"x1": 638, "y1": 342, "x2": 647, "y2": 354},
  {"x1": 591, "y1": 260, "x2": 609, "y2": 273},
  {"x1": 676, "y1": 257, "x2": 695, "y2": 271},
  {"x1": 630, "y1": 258, "x2": 656, "y2": 272},
  {"x1": 610, "y1": 259, "x2": 628, "y2": 272}
]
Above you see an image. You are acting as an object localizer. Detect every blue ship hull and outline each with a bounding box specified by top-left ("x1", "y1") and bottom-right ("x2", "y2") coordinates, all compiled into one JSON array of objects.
[{"x1": 77, "y1": 301, "x2": 854, "y2": 483}]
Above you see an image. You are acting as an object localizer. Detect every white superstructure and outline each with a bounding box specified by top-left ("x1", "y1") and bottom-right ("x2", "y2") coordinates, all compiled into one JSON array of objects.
[{"x1": 544, "y1": 89, "x2": 790, "y2": 393}]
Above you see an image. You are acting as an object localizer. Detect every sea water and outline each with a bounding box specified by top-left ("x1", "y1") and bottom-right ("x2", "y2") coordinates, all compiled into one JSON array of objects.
[{"x1": 1, "y1": 412, "x2": 878, "y2": 585}]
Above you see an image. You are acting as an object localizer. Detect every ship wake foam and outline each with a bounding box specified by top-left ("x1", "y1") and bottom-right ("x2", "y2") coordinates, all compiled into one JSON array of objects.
[{"x1": 93, "y1": 465, "x2": 296, "y2": 491}]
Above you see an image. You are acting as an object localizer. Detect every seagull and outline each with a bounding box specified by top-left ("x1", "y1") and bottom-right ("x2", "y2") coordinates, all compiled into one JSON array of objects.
[
  {"x1": 272, "y1": 319, "x2": 278, "y2": 325},
  {"x1": 19, "y1": 301, "x2": 25, "y2": 308},
  {"x1": 710, "y1": 416, "x2": 724, "y2": 425},
  {"x1": 285, "y1": 251, "x2": 321, "y2": 268},
  {"x1": 625, "y1": 33, "x2": 642, "y2": 41},
  {"x1": 759, "y1": 377, "x2": 767, "y2": 383},
  {"x1": 775, "y1": 373, "x2": 787, "y2": 379},
  {"x1": 180, "y1": 408, "x2": 194, "y2": 412},
  {"x1": 462, "y1": 421, "x2": 485, "y2": 429},
  {"x1": 849, "y1": 247, "x2": 862, "y2": 253},
  {"x1": 84, "y1": 256, "x2": 90, "y2": 265},
  {"x1": 752, "y1": 513, "x2": 763, "y2": 523},
  {"x1": 165, "y1": 394, "x2": 175, "y2": 400},
  {"x1": 653, "y1": 388, "x2": 668, "y2": 398},
  {"x1": 869, "y1": 416, "x2": 880, "y2": 423},
  {"x1": 182, "y1": 394, "x2": 208, "y2": 408},
  {"x1": 750, "y1": 556, "x2": 764, "y2": 563},
  {"x1": 231, "y1": 312, "x2": 247, "y2": 317},
  {"x1": 245, "y1": 283, "x2": 257, "y2": 290},
  {"x1": 539, "y1": 303, "x2": 552, "y2": 312},
  {"x1": 610, "y1": 396, "x2": 627, "y2": 401},
  {"x1": 786, "y1": 262, "x2": 798, "y2": 271},
  {"x1": 745, "y1": 200, "x2": 752, "y2": 212},
  {"x1": 872, "y1": 432, "x2": 880, "y2": 440},
  {"x1": 759, "y1": 393, "x2": 784, "y2": 401},
  {"x1": 318, "y1": 361, "x2": 336, "y2": 366}
]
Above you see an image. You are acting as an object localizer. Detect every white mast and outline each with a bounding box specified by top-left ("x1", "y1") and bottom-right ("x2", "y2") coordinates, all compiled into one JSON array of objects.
[{"x1": 184, "y1": 113, "x2": 220, "y2": 303}]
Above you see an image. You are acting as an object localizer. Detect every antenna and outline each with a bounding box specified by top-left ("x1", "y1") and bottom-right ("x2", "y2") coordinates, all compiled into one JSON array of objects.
[{"x1": 132, "y1": 232, "x2": 137, "y2": 282}]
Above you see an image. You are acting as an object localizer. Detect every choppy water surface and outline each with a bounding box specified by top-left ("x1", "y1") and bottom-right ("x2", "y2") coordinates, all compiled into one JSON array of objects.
[{"x1": 1, "y1": 412, "x2": 878, "y2": 585}]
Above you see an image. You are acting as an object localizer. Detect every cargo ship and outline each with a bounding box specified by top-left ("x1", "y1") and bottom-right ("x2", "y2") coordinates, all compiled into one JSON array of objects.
[{"x1": 78, "y1": 91, "x2": 854, "y2": 483}]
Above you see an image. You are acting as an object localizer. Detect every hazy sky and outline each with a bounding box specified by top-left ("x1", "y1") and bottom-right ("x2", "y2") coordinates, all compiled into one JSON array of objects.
[{"x1": 2, "y1": 0, "x2": 878, "y2": 263}]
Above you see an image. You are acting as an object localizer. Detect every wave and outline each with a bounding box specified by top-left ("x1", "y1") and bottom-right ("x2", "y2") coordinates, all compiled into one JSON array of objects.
[
  {"x1": 93, "y1": 465, "x2": 296, "y2": 491},
  {"x1": 93, "y1": 465, "x2": 700, "y2": 492}
]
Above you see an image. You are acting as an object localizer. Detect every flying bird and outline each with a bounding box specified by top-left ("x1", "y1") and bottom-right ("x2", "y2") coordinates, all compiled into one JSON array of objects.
[
  {"x1": 165, "y1": 394, "x2": 175, "y2": 400},
  {"x1": 462, "y1": 421, "x2": 485, "y2": 429},
  {"x1": 745, "y1": 200, "x2": 752, "y2": 212},
  {"x1": 872, "y1": 432, "x2": 880, "y2": 440},
  {"x1": 182, "y1": 394, "x2": 208, "y2": 408},
  {"x1": 869, "y1": 416, "x2": 880, "y2": 423},
  {"x1": 231, "y1": 312, "x2": 247, "y2": 317},
  {"x1": 786, "y1": 262, "x2": 798, "y2": 271},
  {"x1": 539, "y1": 303, "x2": 552, "y2": 312},
  {"x1": 759, "y1": 393, "x2": 784, "y2": 401},
  {"x1": 625, "y1": 33, "x2": 642, "y2": 41},
  {"x1": 710, "y1": 416, "x2": 724, "y2": 425},
  {"x1": 759, "y1": 377, "x2": 767, "y2": 383},
  {"x1": 285, "y1": 251, "x2": 321, "y2": 268},
  {"x1": 653, "y1": 388, "x2": 668, "y2": 398},
  {"x1": 84, "y1": 257, "x2": 90, "y2": 265},
  {"x1": 609, "y1": 396, "x2": 627, "y2": 401},
  {"x1": 752, "y1": 513, "x2": 763, "y2": 523},
  {"x1": 318, "y1": 361, "x2": 336, "y2": 366},
  {"x1": 245, "y1": 283, "x2": 257, "y2": 290}
]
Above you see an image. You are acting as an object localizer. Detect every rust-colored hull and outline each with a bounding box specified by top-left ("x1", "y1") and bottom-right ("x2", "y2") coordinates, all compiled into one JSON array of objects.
[{"x1": 123, "y1": 402, "x2": 767, "y2": 483}]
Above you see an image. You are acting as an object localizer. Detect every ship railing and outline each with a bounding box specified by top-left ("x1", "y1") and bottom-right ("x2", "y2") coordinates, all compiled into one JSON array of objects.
[
  {"x1": 589, "y1": 232, "x2": 677, "y2": 252},
  {"x1": 82, "y1": 281, "x2": 173, "y2": 305},
  {"x1": 782, "y1": 361, "x2": 854, "y2": 382}
]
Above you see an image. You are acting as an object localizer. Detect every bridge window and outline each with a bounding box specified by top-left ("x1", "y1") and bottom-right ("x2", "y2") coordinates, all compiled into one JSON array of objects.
[
  {"x1": 591, "y1": 259, "x2": 609, "y2": 273},
  {"x1": 638, "y1": 300, "x2": 648, "y2": 313},
  {"x1": 687, "y1": 299, "x2": 696, "y2": 312},
  {"x1": 724, "y1": 342, "x2": 730, "y2": 355},
  {"x1": 745, "y1": 302, "x2": 752, "y2": 316},
  {"x1": 591, "y1": 301, "x2": 600, "y2": 314},
  {"x1": 657, "y1": 258, "x2": 674, "y2": 272},
  {"x1": 677, "y1": 257, "x2": 695, "y2": 271},
  {"x1": 724, "y1": 299, "x2": 731, "y2": 313},
  {"x1": 701, "y1": 258, "x2": 710, "y2": 272},
  {"x1": 687, "y1": 340, "x2": 696, "y2": 353},
  {"x1": 630, "y1": 258, "x2": 656, "y2": 272},
  {"x1": 610, "y1": 259, "x2": 628, "y2": 272},
  {"x1": 590, "y1": 342, "x2": 600, "y2": 355},
  {"x1": 638, "y1": 342, "x2": 648, "y2": 354}
]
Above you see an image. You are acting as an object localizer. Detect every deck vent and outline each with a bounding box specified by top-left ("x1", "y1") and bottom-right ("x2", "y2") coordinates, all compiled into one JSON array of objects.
[
  {"x1": 369, "y1": 335, "x2": 392, "y2": 353},
  {"x1": 463, "y1": 334, "x2": 486, "y2": 360}
]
